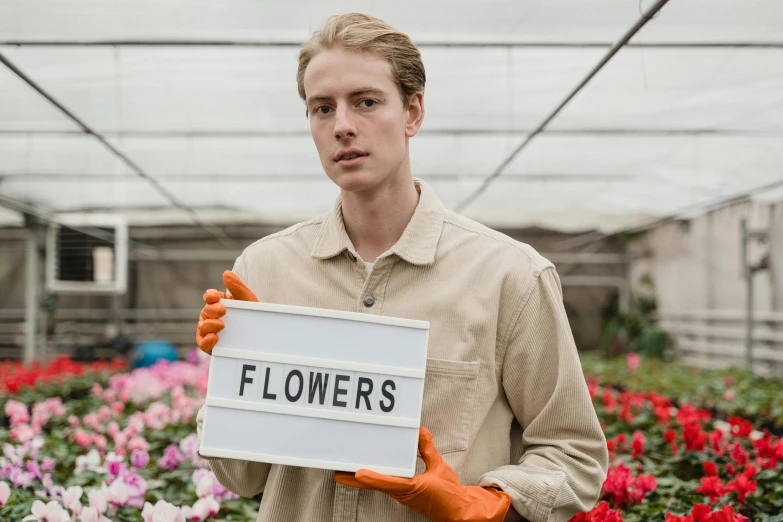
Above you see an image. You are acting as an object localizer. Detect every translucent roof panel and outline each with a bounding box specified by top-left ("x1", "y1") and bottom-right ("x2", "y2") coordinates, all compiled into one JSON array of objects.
[
  {"x1": 1, "y1": 1, "x2": 782, "y2": 232},
  {"x1": 3, "y1": 0, "x2": 782, "y2": 44},
  {"x1": 0, "y1": 66, "x2": 79, "y2": 131},
  {"x1": 549, "y1": 48, "x2": 783, "y2": 132}
]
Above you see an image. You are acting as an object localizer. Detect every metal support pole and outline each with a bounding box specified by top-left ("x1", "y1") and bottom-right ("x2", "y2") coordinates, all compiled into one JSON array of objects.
[
  {"x1": 24, "y1": 225, "x2": 39, "y2": 365},
  {"x1": 741, "y1": 218, "x2": 770, "y2": 371}
]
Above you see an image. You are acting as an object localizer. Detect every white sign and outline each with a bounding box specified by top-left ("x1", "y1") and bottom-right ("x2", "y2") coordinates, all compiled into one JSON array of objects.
[{"x1": 199, "y1": 300, "x2": 430, "y2": 478}]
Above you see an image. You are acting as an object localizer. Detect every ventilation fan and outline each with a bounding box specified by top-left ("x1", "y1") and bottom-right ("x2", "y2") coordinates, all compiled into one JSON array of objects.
[{"x1": 45, "y1": 214, "x2": 128, "y2": 294}]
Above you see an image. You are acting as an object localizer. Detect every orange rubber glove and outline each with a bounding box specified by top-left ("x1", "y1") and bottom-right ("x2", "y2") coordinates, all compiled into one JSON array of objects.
[
  {"x1": 196, "y1": 270, "x2": 258, "y2": 355},
  {"x1": 334, "y1": 427, "x2": 511, "y2": 522}
]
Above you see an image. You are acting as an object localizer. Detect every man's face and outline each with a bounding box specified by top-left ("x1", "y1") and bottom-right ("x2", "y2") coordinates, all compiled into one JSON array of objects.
[{"x1": 304, "y1": 47, "x2": 423, "y2": 192}]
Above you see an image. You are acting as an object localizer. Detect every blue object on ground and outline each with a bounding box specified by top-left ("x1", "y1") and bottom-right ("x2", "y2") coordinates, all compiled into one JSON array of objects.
[{"x1": 133, "y1": 339, "x2": 178, "y2": 368}]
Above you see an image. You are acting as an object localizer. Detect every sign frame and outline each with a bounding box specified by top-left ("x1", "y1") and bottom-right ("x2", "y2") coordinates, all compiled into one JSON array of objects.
[{"x1": 199, "y1": 299, "x2": 430, "y2": 478}]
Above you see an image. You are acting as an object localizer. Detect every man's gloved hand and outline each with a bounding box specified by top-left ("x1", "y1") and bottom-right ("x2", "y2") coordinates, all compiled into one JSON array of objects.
[
  {"x1": 196, "y1": 270, "x2": 258, "y2": 355},
  {"x1": 334, "y1": 427, "x2": 512, "y2": 522}
]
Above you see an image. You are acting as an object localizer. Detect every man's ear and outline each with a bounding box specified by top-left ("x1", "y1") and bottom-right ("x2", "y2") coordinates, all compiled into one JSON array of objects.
[{"x1": 405, "y1": 93, "x2": 424, "y2": 138}]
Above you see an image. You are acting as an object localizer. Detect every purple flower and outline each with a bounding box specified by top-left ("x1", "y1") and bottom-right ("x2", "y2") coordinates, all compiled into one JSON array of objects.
[
  {"x1": 107, "y1": 459, "x2": 123, "y2": 476},
  {"x1": 131, "y1": 450, "x2": 149, "y2": 469},
  {"x1": 157, "y1": 445, "x2": 182, "y2": 470},
  {"x1": 27, "y1": 459, "x2": 42, "y2": 480},
  {"x1": 11, "y1": 468, "x2": 34, "y2": 488},
  {"x1": 41, "y1": 457, "x2": 55, "y2": 472}
]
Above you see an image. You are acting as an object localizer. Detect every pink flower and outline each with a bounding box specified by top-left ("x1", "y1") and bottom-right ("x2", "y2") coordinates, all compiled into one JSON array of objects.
[
  {"x1": 121, "y1": 472, "x2": 148, "y2": 509},
  {"x1": 0, "y1": 481, "x2": 10, "y2": 505},
  {"x1": 723, "y1": 390, "x2": 735, "y2": 401},
  {"x1": 74, "y1": 430, "x2": 91, "y2": 448},
  {"x1": 83, "y1": 414, "x2": 101, "y2": 432},
  {"x1": 128, "y1": 437, "x2": 149, "y2": 453},
  {"x1": 91, "y1": 383, "x2": 104, "y2": 399},
  {"x1": 11, "y1": 424, "x2": 35, "y2": 443},
  {"x1": 627, "y1": 352, "x2": 640, "y2": 370},
  {"x1": 142, "y1": 500, "x2": 186, "y2": 522},
  {"x1": 5, "y1": 400, "x2": 30, "y2": 425}
]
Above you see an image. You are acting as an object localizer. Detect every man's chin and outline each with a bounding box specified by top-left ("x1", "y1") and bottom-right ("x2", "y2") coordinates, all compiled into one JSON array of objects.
[{"x1": 328, "y1": 170, "x2": 380, "y2": 192}]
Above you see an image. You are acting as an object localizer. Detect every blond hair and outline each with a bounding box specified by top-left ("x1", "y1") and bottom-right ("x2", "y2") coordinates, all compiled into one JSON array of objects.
[{"x1": 297, "y1": 13, "x2": 425, "y2": 111}]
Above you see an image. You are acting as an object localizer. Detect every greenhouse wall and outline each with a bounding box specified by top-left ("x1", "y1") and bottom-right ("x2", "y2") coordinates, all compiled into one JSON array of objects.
[
  {"x1": 0, "y1": 223, "x2": 626, "y2": 360},
  {"x1": 629, "y1": 198, "x2": 783, "y2": 374}
]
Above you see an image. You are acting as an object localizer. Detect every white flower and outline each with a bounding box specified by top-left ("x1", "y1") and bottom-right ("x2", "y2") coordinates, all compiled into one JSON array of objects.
[
  {"x1": 62, "y1": 486, "x2": 83, "y2": 515},
  {"x1": 22, "y1": 499, "x2": 71, "y2": 522},
  {"x1": 107, "y1": 479, "x2": 129, "y2": 507},
  {"x1": 142, "y1": 500, "x2": 186, "y2": 522},
  {"x1": 79, "y1": 506, "x2": 111, "y2": 522},
  {"x1": 75, "y1": 450, "x2": 103, "y2": 474},
  {"x1": 0, "y1": 481, "x2": 10, "y2": 505},
  {"x1": 191, "y1": 496, "x2": 220, "y2": 521},
  {"x1": 195, "y1": 476, "x2": 214, "y2": 499},
  {"x1": 88, "y1": 485, "x2": 109, "y2": 514}
]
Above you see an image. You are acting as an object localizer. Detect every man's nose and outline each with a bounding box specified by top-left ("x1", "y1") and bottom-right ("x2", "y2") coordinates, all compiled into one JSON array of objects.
[{"x1": 333, "y1": 104, "x2": 357, "y2": 139}]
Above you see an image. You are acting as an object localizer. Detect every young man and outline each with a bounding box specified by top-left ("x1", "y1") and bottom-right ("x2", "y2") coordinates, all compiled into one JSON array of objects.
[{"x1": 195, "y1": 13, "x2": 607, "y2": 522}]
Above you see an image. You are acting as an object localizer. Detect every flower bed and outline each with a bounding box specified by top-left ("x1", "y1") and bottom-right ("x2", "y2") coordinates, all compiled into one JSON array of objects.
[
  {"x1": 580, "y1": 352, "x2": 783, "y2": 431},
  {"x1": 0, "y1": 356, "x2": 128, "y2": 428},
  {"x1": 1, "y1": 353, "x2": 782, "y2": 521},
  {"x1": 1, "y1": 355, "x2": 260, "y2": 521}
]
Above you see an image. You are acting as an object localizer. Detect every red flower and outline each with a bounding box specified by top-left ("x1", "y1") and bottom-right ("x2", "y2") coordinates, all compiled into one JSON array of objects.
[
  {"x1": 690, "y1": 504, "x2": 711, "y2": 521},
  {"x1": 664, "y1": 429, "x2": 677, "y2": 443},
  {"x1": 709, "y1": 505, "x2": 748, "y2": 522},
  {"x1": 742, "y1": 464, "x2": 758, "y2": 479},
  {"x1": 683, "y1": 423, "x2": 708, "y2": 451},
  {"x1": 696, "y1": 476, "x2": 726, "y2": 504},
  {"x1": 631, "y1": 430, "x2": 646, "y2": 458},
  {"x1": 665, "y1": 514, "x2": 694, "y2": 522},
  {"x1": 726, "y1": 474, "x2": 757, "y2": 504},
  {"x1": 709, "y1": 429, "x2": 725, "y2": 456},
  {"x1": 702, "y1": 462, "x2": 718, "y2": 477},
  {"x1": 568, "y1": 501, "x2": 624, "y2": 522},
  {"x1": 728, "y1": 417, "x2": 753, "y2": 438},
  {"x1": 607, "y1": 439, "x2": 616, "y2": 452}
]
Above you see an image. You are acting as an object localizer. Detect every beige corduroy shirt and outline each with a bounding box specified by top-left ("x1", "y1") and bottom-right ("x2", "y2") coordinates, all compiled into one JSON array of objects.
[{"x1": 196, "y1": 179, "x2": 608, "y2": 522}]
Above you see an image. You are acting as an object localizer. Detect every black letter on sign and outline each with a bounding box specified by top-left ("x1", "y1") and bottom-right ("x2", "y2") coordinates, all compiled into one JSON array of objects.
[
  {"x1": 262, "y1": 367, "x2": 277, "y2": 400},
  {"x1": 380, "y1": 380, "x2": 396, "y2": 413},
  {"x1": 308, "y1": 372, "x2": 330, "y2": 405},
  {"x1": 239, "y1": 364, "x2": 256, "y2": 397},
  {"x1": 355, "y1": 377, "x2": 374, "y2": 411},
  {"x1": 285, "y1": 370, "x2": 304, "y2": 402},
  {"x1": 333, "y1": 374, "x2": 350, "y2": 408}
]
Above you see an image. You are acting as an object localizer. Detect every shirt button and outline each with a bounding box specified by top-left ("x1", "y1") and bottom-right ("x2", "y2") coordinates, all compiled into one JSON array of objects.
[{"x1": 363, "y1": 295, "x2": 375, "y2": 308}]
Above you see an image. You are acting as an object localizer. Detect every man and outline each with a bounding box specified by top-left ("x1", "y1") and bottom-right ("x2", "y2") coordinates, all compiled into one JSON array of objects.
[{"x1": 195, "y1": 12, "x2": 607, "y2": 522}]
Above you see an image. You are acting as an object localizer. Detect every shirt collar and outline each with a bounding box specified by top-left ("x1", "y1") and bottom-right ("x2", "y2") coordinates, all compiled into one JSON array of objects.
[{"x1": 310, "y1": 178, "x2": 445, "y2": 266}]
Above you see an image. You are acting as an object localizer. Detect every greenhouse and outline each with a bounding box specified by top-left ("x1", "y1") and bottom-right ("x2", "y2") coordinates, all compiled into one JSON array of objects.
[{"x1": 1, "y1": 1, "x2": 782, "y2": 521}]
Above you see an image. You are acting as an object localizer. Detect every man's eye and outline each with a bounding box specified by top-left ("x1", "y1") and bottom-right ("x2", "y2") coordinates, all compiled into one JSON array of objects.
[
  {"x1": 316, "y1": 106, "x2": 331, "y2": 115},
  {"x1": 360, "y1": 99, "x2": 376, "y2": 108}
]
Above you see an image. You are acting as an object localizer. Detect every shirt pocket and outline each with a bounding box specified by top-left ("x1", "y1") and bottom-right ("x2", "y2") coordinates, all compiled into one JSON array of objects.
[{"x1": 420, "y1": 358, "x2": 481, "y2": 454}]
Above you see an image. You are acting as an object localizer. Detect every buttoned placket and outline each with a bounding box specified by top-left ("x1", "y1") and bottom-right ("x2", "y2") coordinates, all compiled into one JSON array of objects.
[{"x1": 332, "y1": 250, "x2": 397, "y2": 522}]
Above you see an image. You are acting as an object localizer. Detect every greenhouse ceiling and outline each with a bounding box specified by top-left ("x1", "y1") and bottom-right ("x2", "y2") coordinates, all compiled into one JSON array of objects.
[{"x1": 1, "y1": 0, "x2": 782, "y2": 233}]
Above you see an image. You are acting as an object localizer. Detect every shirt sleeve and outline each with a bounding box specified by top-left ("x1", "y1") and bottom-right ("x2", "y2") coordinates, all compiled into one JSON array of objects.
[
  {"x1": 193, "y1": 252, "x2": 272, "y2": 498},
  {"x1": 478, "y1": 267, "x2": 608, "y2": 522}
]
